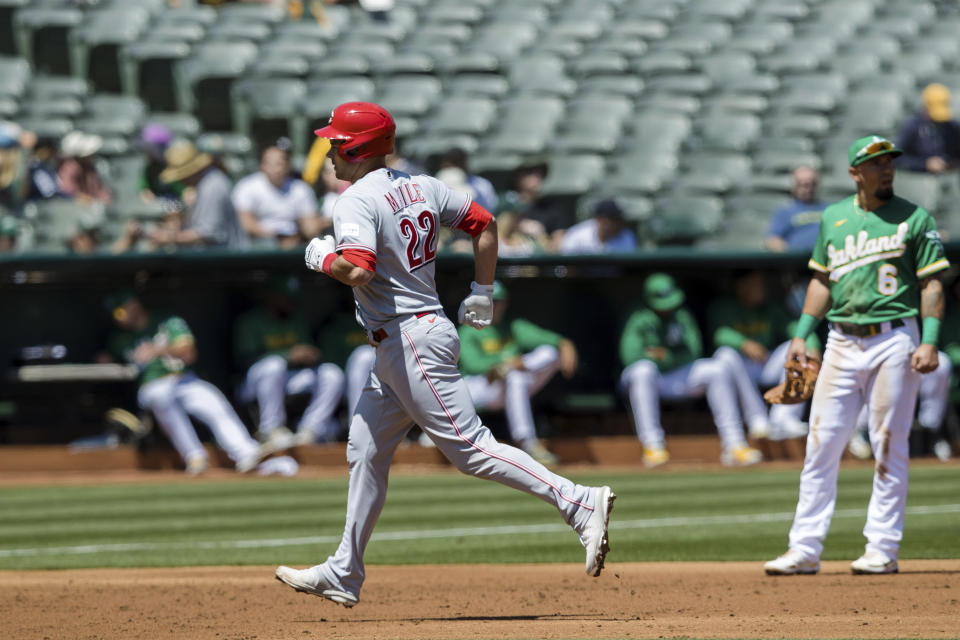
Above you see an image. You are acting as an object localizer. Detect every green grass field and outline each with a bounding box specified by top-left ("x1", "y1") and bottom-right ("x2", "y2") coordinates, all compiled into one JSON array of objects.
[{"x1": 1, "y1": 466, "x2": 957, "y2": 571}]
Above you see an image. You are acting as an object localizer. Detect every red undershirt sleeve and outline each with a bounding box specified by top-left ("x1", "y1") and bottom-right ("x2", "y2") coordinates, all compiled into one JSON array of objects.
[
  {"x1": 340, "y1": 248, "x2": 376, "y2": 272},
  {"x1": 456, "y1": 202, "x2": 493, "y2": 238}
]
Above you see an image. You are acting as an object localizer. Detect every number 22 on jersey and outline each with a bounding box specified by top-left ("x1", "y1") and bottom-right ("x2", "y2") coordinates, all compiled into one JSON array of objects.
[{"x1": 399, "y1": 210, "x2": 437, "y2": 271}]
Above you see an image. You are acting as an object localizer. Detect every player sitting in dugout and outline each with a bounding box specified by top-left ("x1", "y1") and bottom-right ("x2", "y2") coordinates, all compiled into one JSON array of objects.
[
  {"x1": 619, "y1": 273, "x2": 764, "y2": 468},
  {"x1": 457, "y1": 280, "x2": 578, "y2": 466}
]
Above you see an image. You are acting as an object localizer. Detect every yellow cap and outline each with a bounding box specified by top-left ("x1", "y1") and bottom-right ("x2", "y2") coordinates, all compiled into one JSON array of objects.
[{"x1": 922, "y1": 83, "x2": 952, "y2": 122}]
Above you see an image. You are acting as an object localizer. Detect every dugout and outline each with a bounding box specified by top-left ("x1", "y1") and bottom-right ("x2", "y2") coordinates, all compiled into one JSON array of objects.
[{"x1": 0, "y1": 246, "x2": 954, "y2": 445}]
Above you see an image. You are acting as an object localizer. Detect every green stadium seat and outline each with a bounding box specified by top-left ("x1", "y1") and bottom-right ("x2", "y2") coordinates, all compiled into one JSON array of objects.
[
  {"x1": 610, "y1": 20, "x2": 669, "y2": 41},
  {"x1": 546, "y1": 20, "x2": 605, "y2": 42},
  {"x1": 417, "y1": 23, "x2": 473, "y2": 45},
  {"x1": 701, "y1": 209, "x2": 766, "y2": 250},
  {"x1": 628, "y1": 112, "x2": 693, "y2": 149},
  {"x1": 12, "y1": 6, "x2": 83, "y2": 72},
  {"x1": 621, "y1": 1, "x2": 680, "y2": 21},
  {"x1": 16, "y1": 117, "x2": 72, "y2": 139},
  {"x1": 0, "y1": 95, "x2": 17, "y2": 118},
  {"x1": 699, "y1": 52, "x2": 757, "y2": 82},
  {"x1": 274, "y1": 20, "x2": 342, "y2": 43},
  {"x1": 206, "y1": 21, "x2": 272, "y2": 43},
  {"x1": 635, "y1": 94, "x2": 702, "y2": 116},
  {"x1": 230, "y1": 77, "x2": 307, "y2": 153},
  {"x1": 769, "y1": 91, "x2": 837, "y2": 114},
  {"x1": 591, "y1": 35, "x2": 647, "y2": 58},
  {"x1": 568, "y1": 52, "x2": 629, "y2": 78},
  {"x1": 468, "y1": 23, "x2": 539, "y2": 61},
  {"x1": 882, "y1": 1, "x2": 936, "y2": 23},
  {"x1": 216, "y1": 3, "x2": 287, "y2": 24},
  {"x1": 146, "y1": 112, "x2": 201, "y2": 139},
  {"x1": 577, "y1": 75, "x2": 644, "y2": 98},
  {"x1": 817, "y1": 0, "x2": 876, "y2": 26},
  {"x1": 157, "y1": 5, "x2": 217, "y2": 27},
  {"x1": 754, "y1": 0, "x2": 809, "y2": 21},
  {"x1": 648, "y1": 195, "x2": 724, "y2": 246},
  {"x1": 539, "y1": 154, "x2": 606, "y2": 197},
  {"x1": 246, "y1": 56, "x2": 310, "y2": 79},
  {"x1": 752, "y1": 150, "x2": 822, "y2": 175},
  {"x1": 0, "y1": 56, "x2": 31, "y2": 98},
  {"x1": 685, "y1": 0, "x2": 752, "y2": 20},
  {"x1": 310, "y1": 55, "x2": 371, "y2": 77},
  {"x1": 487, "y1": 96, "x2": 566, "y2": 155},
  {"x1": 68, "y1": 7, "x2": 151, "y2": 90},
  {"x1": 173, "y1": 41, "x2": 259, "y2": 114},
  {"x1": 669, "y1": 22, "x2": 734, "y2": 48},
  {"x1": 765, "y1": 113, "x2": 831, "y2": 138},
  {"x1": 551, "y1": 98, "x2": 631, "y2": 154},
  {"x1": 20, "y1": 96, "x2": 84, "y2": 119},
  {"x1": 691, "y1": 114, "x2": 761, "y2": 152},
  {"x1": 891, "y1": 171, "x2": 943, "y2": 216},
  {"x1": 863, "y1": 17, "x2": 921, "y2": 40},
  {"x1": 841, "y1": 90, "x2": 904, "y2": 134},
  {"x1": 403, "y1": 134, "x2": 479, "y2": 166},
  {"x1": 336, "y1": 39, "x2": 395, "y2": 61},
  {"x1": 526, "y1": 37, "x2": 584, "y2": 61},
  {"x1": 195, "y1": 131, "x2": 255, "y2": 178},
  {"x1": 374, "y1": 52, "x2": 436, "y2": 76},
  {"x1": 645, "y1": 74, "x2": 712, "y2": 96},
  {"x1": 725, "y1": 193, "x2": 792, "y2": 219},
  {"x1": 706, "y1": 94, "x2": 769, "y2": 114},
  {"x1": 118, "y1": 40, "x2": 190, "y2": 106},
  {"x1": 350, "y1": 21, "x2": 410, "y2": 44},
  {"x1": 445, "y1": 74, "x2": 510, "y2": 99},
  {"x1": 436, "y1": 52, "x2": 500, "y2": 75},
  {"x1": 762, "y1": 50, "x2": 820, "y2": 75},
  {"x1": 889, "y1": 52, "x2": 942, "y2": 83},
  {"x1": 377, "y1": 75, "x2": 441, "y2": 118},
  {"x1": 422, "y1": 4, "x2": 484, "y2": 25},
  {"x1": 781, "y1": 72, "x2": 848, "y2": 100},
  {"x1": 753, "y1": 136, "x2": 816, "y2": 154},
  {"x1": 85, "y1": 95, "x2": 147, "y2": 123},
  {"x1": 672, "y1": 152, "x2": 752, "y2": 194},
  {"x1": 507, "y1": 57, "x2": 576, "y2": 97},
  {"x1": 428, "y1": 97, "x2": 498, "y2": 135},
  {"x1": 302, "y1": 77, "x2": 375, "y2": 133},
  {"x1": 723, "y1": 73, "x2": 781, "y2": 95},
  {"x1": 492, "y1": 5, "x2": 550, "y2": 27},
  {"x1": 650, "y1": 36, "x2": 713, "y2": 57},
  {"x1": 602, "y1": 152, "x2": 679, "y2": 195}
]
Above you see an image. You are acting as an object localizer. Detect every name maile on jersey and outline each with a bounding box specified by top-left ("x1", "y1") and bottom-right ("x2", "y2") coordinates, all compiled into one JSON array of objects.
[{"x1": 383, "y1": 182, "x2": 426, "y2": 214}]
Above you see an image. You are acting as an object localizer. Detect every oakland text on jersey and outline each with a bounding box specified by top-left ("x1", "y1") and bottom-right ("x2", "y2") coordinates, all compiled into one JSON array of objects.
[
  {"x1": 825, "y1": 223, "x2": 908, "y2": 280},
  {"x1": 383, "y1": 181, "x2": 426, "y2": 214}
]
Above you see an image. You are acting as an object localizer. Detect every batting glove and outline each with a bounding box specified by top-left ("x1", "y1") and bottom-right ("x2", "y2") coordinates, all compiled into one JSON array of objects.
[
  {"x1": 458, "y1": 281, "x2": 495, "y2": 329},
  {"x1": 305, "y1": 235, "x2": 336, "y2": 272}
]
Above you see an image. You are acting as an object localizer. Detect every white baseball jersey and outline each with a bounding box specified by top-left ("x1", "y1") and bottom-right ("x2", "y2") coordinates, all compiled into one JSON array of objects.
[
  {"x1": 232, "y1": 173, "x2": 317, "y2": 237},
  {"x1": 331, "y1": 168, "x2": 473, "y2": 328}
]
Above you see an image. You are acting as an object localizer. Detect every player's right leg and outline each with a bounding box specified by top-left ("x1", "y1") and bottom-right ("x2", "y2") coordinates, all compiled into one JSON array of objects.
[
  {"x1": 277, "y1": 372, "x2": 413, "y2": 603},
  {"x1": 712, "y1": 346, "x2": 771, "y2": 438},
  {"x1": 242, "y1": 355, "x2": 289, "y2": 438},
  {"x1": 292, "y1": 362, "x2": 345, "y2": 444}
]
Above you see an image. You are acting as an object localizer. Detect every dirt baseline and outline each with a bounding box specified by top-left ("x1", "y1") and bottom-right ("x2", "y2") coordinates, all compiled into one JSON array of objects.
[{"x1": 3, "y1": 561, "x2": 958, "y2": 640}]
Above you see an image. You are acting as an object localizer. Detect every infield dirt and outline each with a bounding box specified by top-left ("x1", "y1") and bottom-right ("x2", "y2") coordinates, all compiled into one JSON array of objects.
[{"x1": 3, "y1": 561, "x2": 958, "y2": 639}]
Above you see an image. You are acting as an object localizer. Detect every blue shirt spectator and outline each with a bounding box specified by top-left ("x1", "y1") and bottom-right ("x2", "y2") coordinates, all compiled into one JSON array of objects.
[{"x1": 764, "y1": 166, "x2": 826, "y2": 252}]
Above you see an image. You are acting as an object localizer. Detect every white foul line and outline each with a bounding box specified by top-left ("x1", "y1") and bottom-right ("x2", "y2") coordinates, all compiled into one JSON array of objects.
[{"x1": 1, "y1": 503, "x2": 958, "y2": 559}]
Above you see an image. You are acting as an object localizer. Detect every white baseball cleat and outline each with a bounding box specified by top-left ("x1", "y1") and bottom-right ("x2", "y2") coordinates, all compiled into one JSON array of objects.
[
  {"x1": 764, "y1": 549, "x2": 820, "y2": 575},
  {"x1": 582, "y1": 486, "x2": 616, "y2": 577},
  {"x1": 275, "y1": 565, "x2": 359, "y2": 607},
  {"x1": 258, "y1": 426, "x2": 297, "y2": 455},
  {"x1": 850, "y1": 551, "x2": 898, "y2": 574},
  {"x1": 721, "y1": 445, "x2": 763, "y2": 467}
]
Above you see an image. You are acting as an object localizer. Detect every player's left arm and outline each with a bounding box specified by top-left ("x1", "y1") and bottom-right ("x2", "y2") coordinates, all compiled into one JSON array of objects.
[{"x1": 913, "y1": 275, "x2": 944, "y2": 373}]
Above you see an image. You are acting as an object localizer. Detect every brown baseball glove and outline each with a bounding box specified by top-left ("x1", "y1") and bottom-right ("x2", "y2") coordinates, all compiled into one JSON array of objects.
[{"x1": 764, "y1": 357, "x2": 821, "y2": 405}]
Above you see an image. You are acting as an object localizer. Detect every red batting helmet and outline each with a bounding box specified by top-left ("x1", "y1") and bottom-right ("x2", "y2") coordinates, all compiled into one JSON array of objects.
[{"x1": 315, "y1": 101, "x2": 395, "y2": 163}]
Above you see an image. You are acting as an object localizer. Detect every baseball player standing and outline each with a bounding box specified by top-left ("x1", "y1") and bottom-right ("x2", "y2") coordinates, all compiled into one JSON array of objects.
[
  {"x1": 765, "y1": 135, "x2": 949, "y2": 576},
  {"x1": 275, "y1": 102, "x2": 615, "y2": 607}
]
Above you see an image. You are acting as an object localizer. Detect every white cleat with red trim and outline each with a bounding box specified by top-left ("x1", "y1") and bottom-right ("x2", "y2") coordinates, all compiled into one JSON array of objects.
[{"x1": 582, "y1": 485, "x2": 616, "y2": 577}]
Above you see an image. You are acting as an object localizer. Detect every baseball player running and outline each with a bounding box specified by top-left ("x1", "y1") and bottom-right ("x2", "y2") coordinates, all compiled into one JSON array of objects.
[
  {"x1": 765, "y1": 135, "x2": 949, "y2": 576},
  {"x1": 274, "y1": 102, "x2": 615, "y2": 607}
]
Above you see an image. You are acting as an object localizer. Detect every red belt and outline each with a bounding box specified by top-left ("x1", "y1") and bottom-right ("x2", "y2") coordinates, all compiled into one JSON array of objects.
[{"x1": 372, "y1": 311, "x2": 434, "y2": 342}]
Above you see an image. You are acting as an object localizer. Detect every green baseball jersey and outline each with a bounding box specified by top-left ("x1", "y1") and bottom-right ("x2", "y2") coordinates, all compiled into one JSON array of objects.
[
  {"x1": 458, "y1": 318, "x2": 563, "y2": 376},
  {"x1": 319, "y1": 312, "x2": 370, "y2": 369},
  {"x1": 619, "y1": 307, "x2": 701, "y2": 373},
  {"x1": 709, "y1": 298, "x2": 821, "y2": 353},
  {"x1": 809, "y1": 195, "x2": 949, "y2": 323},
  {"x1": 233, "y1": 308, "x2": 313, "y2": 371},
  {"x1": 108, "y1": 314, "x2": 193, "y2": 385}
]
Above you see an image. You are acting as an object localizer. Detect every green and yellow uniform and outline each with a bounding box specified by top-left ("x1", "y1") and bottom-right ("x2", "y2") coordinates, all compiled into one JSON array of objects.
[{"x1": 108, "y1": 315, "x2": 193, "y2": 385}]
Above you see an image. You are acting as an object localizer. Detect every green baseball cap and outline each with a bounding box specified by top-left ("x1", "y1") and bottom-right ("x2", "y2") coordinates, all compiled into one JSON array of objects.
[
  {"x1": 492, "y1": 280, "x2": 508, "y2": 301},
  {"x1": 848, "y1": 135, "x2": 903, "y2": 167},
  {"x1": 644, "y1": 273, "x2": 684, "y2": 312}
]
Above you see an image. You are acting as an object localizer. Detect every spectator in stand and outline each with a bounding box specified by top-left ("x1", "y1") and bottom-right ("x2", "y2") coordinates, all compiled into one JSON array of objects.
[
  {"x1": 495, "y1": 159, "x2": 567, "y2": 252},
  {"x1": 457, "y1": 280, "x2": 578, "y2": 466},
  {"x1": 896, "y1": 83, "x2": 960, "y2": 174},
  {"x1": 57, "y1": 131, "x2": 112, "y2": 206},
  {"x1": 232, "y1": 142, "x2": 329, "y2": 248},
  {"x1": 619, "y1": 273, "x2": 764, "y2": 468},
  {"x1": 155, "y1": 139, "x2": 246, "y2": 249},
  {"x1": 385, "y1": 138, "x2": 426, "y2": 176},
  {"x1": 0, "y1": 215, "x2": 18, "y2": 252},
  {"x1": 438, "y1": 147, "x2": 498, "y2": 212},
  {"x1": 764, "y1": 166, "x2": 826, "y2": 252},
  {"x1": 0, "y1": 122, "x2": 35, "y2": 215},
  {"x1": 137, "y1": 123, "x2": 183, "y2": 205},
  {"x1": 559, "y1": 198, "x2": 637, "y2": 255},
  {"x1": 26, "y1": 135, "x2": 60, "y2": 202}
]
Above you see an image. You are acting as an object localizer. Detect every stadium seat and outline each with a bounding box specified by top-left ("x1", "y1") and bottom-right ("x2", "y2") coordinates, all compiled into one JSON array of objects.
[
  {"x1": 12, "y1": 6, "x2": 83, "y2": 73},
  {"x1": 246, "y1": 56, "x2": 310, "y2": 79},
  {"x1": 403, "y1": 134, "x2": 480, "y2": 166},
  {"x1": 416, "y1": 23, "x2": 473, "y2": 46},
  {"x1": 631, "y1": 51, "x2": 693, "y2": 75},
  {"x1": 621, "y1": 1, "x2": 680, "y2": 21},
  {"x1": 765, "y1": 113, "x2": 831, "y2": 138},
  {"x1": 841, "y1": 89, "x2": 904, "y2": 134},
  {"x1": 422, "y1": 3, "x2": 484, "y2": 25},
  {"x1": 591, "y1": 35, "x2": 647, "y2": 58},
  {"x1": 671, "y1": 152, "x2": 752, "y2": 194},
  {"x1": 0, "y1": 56, "x2": 31, "y2": 98},
  {"x1": 568, "y1": 52, "x2": 629, "y2": 78},
  {"x1": 436, "y1": 51, "x2": 500, "y2": 75},
  {"x1": 698, "y1": 52, "x2": 757, "y2": 82},
  {"x1": 891, "y1": 171, "x2": 943, "y2": 216},
  {"x1": 302, "y1": 76, "x2": 376, "y2": 131},
  {"x1": 427, "y1": 97, "x2": 498, "y2": 135},
  {"x1": 577, "y1": 75, "x2": 644, "y2": 99},
  {"x1": 551, "y1": 96, "x2": 631, "y2": 154},
  {"x1": 0, "y1": 96, "x2": 17, "y2": 118},
  {"x1": 15, "y1": 117, "x2": 72, "y2": 140},
  {"x1": 444, "y1": 74, "x2": 510, "y2": 99},
  {"x1": 206, "y1": 21, "x2": 272, "y2": 43},
  {"x1": 769, "y1": 91, "x2": 837, "y2": 114},
  {"x1": 195, "y1": 131, "x2": 255, "y2": 178},
  {"x1": 487, "y1": 96, "x2": 566, "y2": 155},
  {"x1": 377, "y1": 75, "x2": 441, "y2": 118},
  {"x1": 628, "y1": 112, "x2": 693, "y2": 150},
  {"x1": 780, "y1": 72, "x2": 848, "y2": 101},
  {"x1": 610, "y1": 19, "x2": 669, "y2": 41},
  {"x1": 647, "y1": 195, "x2": 724, "y2": 246},
  {"x1": 145, "y1": 112, "x2": 201, "y2": 139},
  {"x1": 539, "y1": 154, "x2": 606, "y2": 197},
  {"x1": 690, "y1": 113, "x2": 761, "y2": 152},
  {"x1": 118, "y1": 41, "x2": 191, "y2": 108},
  {"x1": 20, "y1": 95, "x2": 84, "y2": 119},
  {"x1": 752, "y1": 150, "x2": 822, "y2": 175},
  {"x1": 373, "y1": 52, "x2": 436, "y2": 76},
  {"x1": 310, "y1": 55, "x2": 371, "y2": 77},
  {"x1": 645, "y1": 74, "x2": 712, "y2": 97},
  {"x1": 173, "y1": 41, "x2": 259, "y2": 115},
  {"x1": 230, "y1": 77, "x2": 307, "y2": 154},
  {"x1": 216, "y1": 3, "x2": 287, "y2": 24},
  {"x1": 526, "y1": 37, "x2": 584, "y2": 61},
  {"x1": 507, "y1": 56, "x2": 576, "y2": 97},
  {"x1": 156, "y1": 4, "x2": 217, "y2": 27},
  {"x1": 68, "y1": 7, "x2": 151, "y2": 90},
  {"x1": 602, "y1": 153, "x2": 679, "y2": 195},
  {"x1": 468, "y1": 23, "x2": 540, "y2": 62},
  {"x1": 685, "y1": 0, "x2": 752, "y2": 20},
  {"x1": 705, "y1": 94, "x2": 769, "y2": 114}
]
